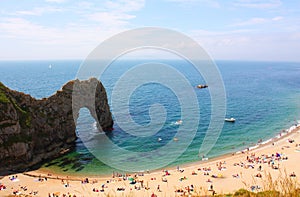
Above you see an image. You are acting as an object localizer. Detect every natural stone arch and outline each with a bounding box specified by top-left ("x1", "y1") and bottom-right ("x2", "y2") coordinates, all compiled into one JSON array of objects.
[
  {"x1": 68, "y1": 78, "x2": 113, "y2": 132},
  {"x1": 0, "y1": 78, "x2": 113, "y2": 172}
]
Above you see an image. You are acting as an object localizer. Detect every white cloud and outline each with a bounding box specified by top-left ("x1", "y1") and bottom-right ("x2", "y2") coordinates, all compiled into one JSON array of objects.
[
  {"x1": 0, "y1": 17, "x2": 60, "y2": 42},
  {"x1": 272, "y1": 16, "x2": 283, "y2": 21},
  {"x1": 0, "y1": 17, "x2": 121, "y2": 44},
  {"x1": 74, "y1": 1, "x2": 95, "y2": 10},
  {"x1": 231, "y1": 16, "x2": 284, "y2": 27},
  {"x1": 86, "y1": 12, "x2": 135, "y2": 28},
  {"x1": 191, "y1": 29, "x2": 252, "y2": 47},
  {"x1": 105, "y1": 0, "x2": 145, "y2": 12},
  {"x1": 167, "y1": 0, "x2": 221, "y2": 8},
  {"x1": 191, "y1": 29, "x2": 254, "y2": 36},
  {"x1": 233, "y1": 0, "x2": 282, "y2": 9},
  {"x1": 45, "y1": 0, "x2": 67, "y2": 3},
  {"x1": 82, "y1": 0, "x2": 145, "y2": 29},
  {"x1": 0, "y1": 16, "x2": 126, "y2": 59},
  {"x1": 14, "y1": 6, "x2": 63, "y2": 16},
  {"x1": 0, "y1": 0, "x2": 298, "y2": 61},
  {"x1": 0, "y1": 0, "x2": 146, "y2": 59},
  {"x1": 231, "y1": 17, "x2": 268, "y2": 27},
  {"x1": 189, "y1": 28, "x2": 300, "y2": 61}
]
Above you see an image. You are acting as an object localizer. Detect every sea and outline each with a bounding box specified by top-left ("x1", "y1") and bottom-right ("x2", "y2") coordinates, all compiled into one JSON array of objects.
[{"x1": 1, "y1": 59, "x2": 300, "y2": 176}]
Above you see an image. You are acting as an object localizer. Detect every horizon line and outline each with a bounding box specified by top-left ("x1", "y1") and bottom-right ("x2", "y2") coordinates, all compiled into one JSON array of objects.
[{"x1": 0, "y1": 58, "x2": 299, "y2": 64}]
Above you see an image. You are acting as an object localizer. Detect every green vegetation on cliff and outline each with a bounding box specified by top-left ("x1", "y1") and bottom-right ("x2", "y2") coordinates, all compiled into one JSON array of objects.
[
  {"x1": 0, "y1": 82, "x2": 10, "y2": 103},
  {"x1": 0, "y1": 82, "x2": 31, "y2": 128},
  {"x1": 13, "y1": 101, "x2": 31, "y2": 128}
]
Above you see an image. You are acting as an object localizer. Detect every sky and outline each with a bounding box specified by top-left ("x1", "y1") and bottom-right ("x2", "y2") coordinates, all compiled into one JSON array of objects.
[{"x1": 0, "y1": 0, "x2": 300, "y2": 61}]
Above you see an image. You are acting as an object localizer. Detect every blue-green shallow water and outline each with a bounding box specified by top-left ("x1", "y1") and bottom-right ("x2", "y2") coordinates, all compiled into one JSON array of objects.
[{"x1": 0, "y1": 60, "x2": 299, "y2": 176}]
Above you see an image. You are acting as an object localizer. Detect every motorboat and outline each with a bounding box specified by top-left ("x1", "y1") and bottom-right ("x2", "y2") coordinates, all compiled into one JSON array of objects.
[
  {"x1": 225, "y1": 118, "x2": 235, "y2": 122},
  {"x1": 175, "y1": 120, "x2": 183, "y2": 125},
  {"x1": 197, "y1": 84, "x2": 208, "y2": 89}
]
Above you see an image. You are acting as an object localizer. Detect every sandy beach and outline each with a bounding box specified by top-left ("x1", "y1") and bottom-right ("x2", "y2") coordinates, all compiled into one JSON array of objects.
[{"x1": 1, "y1": 124, "x2": 300, "y2": 197}]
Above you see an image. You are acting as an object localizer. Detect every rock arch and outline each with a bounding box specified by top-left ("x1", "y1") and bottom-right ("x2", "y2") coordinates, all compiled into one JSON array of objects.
[{"x1": 0, "y1": 78, "x2": 113, "y2": 172}]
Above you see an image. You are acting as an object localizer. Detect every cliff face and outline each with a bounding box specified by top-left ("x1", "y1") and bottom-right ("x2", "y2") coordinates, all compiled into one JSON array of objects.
[{"x1": 0, "y1": 78, "x2": 113, "y2": 172}]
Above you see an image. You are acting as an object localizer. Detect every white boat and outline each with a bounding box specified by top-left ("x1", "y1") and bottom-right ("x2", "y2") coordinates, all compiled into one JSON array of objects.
[
  {"x1": 174, "y1": 120, "x2": 183, "y2": 125},
  {"x1": 225, "y1": 118, "x2": 235, "y2": 122}
]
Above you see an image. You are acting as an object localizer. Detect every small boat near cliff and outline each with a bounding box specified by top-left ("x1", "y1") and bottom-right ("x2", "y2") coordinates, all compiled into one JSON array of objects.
[
  {"x1": 175, "y1": 120, "x2": 183, "y2": 125},
  {"x1": 225, "y1": 118, "x2": 235, "y2": 122}
]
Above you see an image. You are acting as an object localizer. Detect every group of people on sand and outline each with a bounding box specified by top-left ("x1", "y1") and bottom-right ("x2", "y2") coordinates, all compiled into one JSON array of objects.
[
  {"x1": 78, "y1": 137, "x2": 295, "y2": 195},
  {"x1": 1, "y1": 130, "x2": 298, "y2": 197},
  {"x1": 12, "y1": 187, "x2": 38, "y2": 196},
  {"x1": 232, "y1": 145, "x2": 297, "y2": 185},
  {"x1": 9, "y1": 175, "x2": 18, "y2": 181},
  {"x1": 0, "y1": 183, "x2": 6, "y2": 190},
  {"x1": 174, "y1": 184, "x2": 204, "y2": 196},
  {"x1": 234, "y1": 151, "x2": 287, "y2": 172},
  {"x1": 81, "y1": 177, "x2": 89, "y2": 184},
  {"x1": 48, "y1": 193, "x2": 77, "y2": 197},
  {"x1": 7, "y1": 175, "x2": 40, "y2": 196}
]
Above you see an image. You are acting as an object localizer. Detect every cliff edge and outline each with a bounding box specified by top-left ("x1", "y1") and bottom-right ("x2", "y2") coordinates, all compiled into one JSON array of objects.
[{"x1": 0, "y1": 78, "x2": 113, "y2": 172}]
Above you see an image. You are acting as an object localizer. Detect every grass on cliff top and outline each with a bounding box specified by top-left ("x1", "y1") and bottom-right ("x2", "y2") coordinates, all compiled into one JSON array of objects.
[
  {"x1": 0, "y1": 91, "x2": 9, "y2": 103},
  {"x1": 0, "y1": 82, "x2": 10, "y2": 103},
  {"x1": 0, "y1": 81, "x2": 31, "y2": 128}
]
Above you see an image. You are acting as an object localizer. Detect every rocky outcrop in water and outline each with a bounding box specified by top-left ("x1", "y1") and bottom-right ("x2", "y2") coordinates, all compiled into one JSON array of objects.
[{"x1": 0, "y1": 78, "x2": 113, "y2": 172}]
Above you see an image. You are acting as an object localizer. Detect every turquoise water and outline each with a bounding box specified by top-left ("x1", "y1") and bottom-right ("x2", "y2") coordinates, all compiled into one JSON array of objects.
[{"x1": 1, "y1": 60, "x2": 300, "y2": 175}]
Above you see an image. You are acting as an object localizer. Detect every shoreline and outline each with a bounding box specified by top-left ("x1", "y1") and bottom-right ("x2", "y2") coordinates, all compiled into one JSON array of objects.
[
  {"x1": 1, "y1": 122, "x2": 300, "y2": 196},
  {"x1": 23, "y1": 122, "x2": 300, "y2": 179}
]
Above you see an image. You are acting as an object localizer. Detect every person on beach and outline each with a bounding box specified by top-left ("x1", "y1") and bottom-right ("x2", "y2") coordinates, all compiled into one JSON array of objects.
[
  {"x1": 151, "y1": 192, "x2": 157, "y2": 197},
  {"x1": 157, "y1": 184, "x2": 161, "y2": 192},
  {"x1": 258, "y1": 165, "x2": 262, "y2": 171},
  {"x1": 290, "y1": 172, "x2": 296, "y2": 177}
]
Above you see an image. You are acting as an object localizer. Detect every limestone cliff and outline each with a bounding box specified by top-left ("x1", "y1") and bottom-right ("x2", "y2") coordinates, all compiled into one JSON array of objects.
[{"x1": 0, "y1": 78, "x2": 113, "y2": 172}]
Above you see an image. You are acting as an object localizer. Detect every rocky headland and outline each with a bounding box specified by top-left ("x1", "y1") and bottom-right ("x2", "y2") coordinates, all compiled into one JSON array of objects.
[{"x1": 0, "y1": 78, "x2": 113, "y2": 173}]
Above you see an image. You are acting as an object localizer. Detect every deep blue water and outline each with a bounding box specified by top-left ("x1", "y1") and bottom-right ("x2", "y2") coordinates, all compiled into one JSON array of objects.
[{"x1": 0, "y1": 60, "x2": 300, "y2": 175}]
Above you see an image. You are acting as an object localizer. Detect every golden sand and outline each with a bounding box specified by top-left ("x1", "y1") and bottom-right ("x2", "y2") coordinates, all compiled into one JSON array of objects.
[{"x1": 1, "y1": 126, "x2": 300, "y2": 196}]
